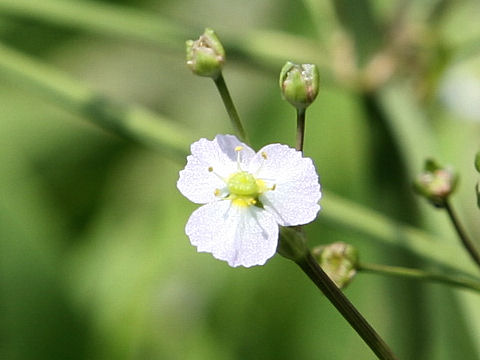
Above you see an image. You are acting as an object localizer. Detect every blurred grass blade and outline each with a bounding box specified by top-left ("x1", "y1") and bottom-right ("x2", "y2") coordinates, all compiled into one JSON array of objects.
[
  {"x1": 0, "y1": 41, "x2": 191, "y2": 160},
  {"x1": 376, "y1": 81, "x2": 455, "y2": 235},
  {"x1": 301, "y1": 0, "x2": 339, "y2": 48},
  {"x1": 0, "y1": 0, "x2": 331, "y2": 77},
  {"x1": 0, "y1": 0, "x2": 190, "y2": 49},
  {"x1": 377, "y1": 82, "x2": 438, "y2": 176},
  {"x1": 225, "y1": 30, "x2": 329, "y2": 77},
  {"x1": 331, "y1": 0, "x2": 381, "y2": 65}
]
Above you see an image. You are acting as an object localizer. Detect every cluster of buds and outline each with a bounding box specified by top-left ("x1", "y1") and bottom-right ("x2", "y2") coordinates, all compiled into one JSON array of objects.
[
  {"x1": 413, "y1": 159, "x2": 458, "y2": 208},
  {"x1": 312, "y1": 242, "x2": 358, "y2": 289},
  {"x1": 186, "y1": 28, "x2": 320, "y2": 113}
]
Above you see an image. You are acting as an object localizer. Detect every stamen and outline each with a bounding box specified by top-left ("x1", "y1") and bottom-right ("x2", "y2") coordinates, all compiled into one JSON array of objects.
[
  {"x1": 235, "y1": 146, "x2": 243, "y2": 171},
  {"x1": 208, "y1": 166, "x2": 228, "y2": 183},
  {"x1": 214, "y1": 189, "x2": 221, "y2": 196},
  {"x1": 255, "y1": 152, "x2": 268, "y2": 176},
  {"x1": 231, "y1": 196, "x2": 257, "y2": 208},
  {"x1": 271, "y1": 184, "x2": 276, "y2": 191}
]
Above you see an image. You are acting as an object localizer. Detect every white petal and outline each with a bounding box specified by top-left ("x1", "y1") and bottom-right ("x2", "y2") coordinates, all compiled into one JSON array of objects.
[
  {"x1": 177, "y1": 135, "x2": 254, "y2": 204},
  {"x1": 249, "y1": 144, "x2": 321, "y2": 226},
  {"x1": 177, "y1": 153, "x2": 226, "y2": 204},
  {"x1": 185, "y1": 201, "x2": 279, "y2": 267}
]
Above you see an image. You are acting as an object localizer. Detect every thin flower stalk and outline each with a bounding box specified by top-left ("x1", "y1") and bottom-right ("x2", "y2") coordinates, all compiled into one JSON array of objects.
[
  {"x1": 214, "y1": 74, "x2": 248, "y2": 143},
  {"x1": 444, "y1": 200, "x2": 480, "y2": 270},
  {"x1": 358, "y1": 262, "x2": 480, "y2": 293}
]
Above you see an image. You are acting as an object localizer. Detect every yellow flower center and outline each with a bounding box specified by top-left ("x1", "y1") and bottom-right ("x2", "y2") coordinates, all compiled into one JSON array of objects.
[{"x1": 227, "y1": 171, "x2": 267, "y2": 207}]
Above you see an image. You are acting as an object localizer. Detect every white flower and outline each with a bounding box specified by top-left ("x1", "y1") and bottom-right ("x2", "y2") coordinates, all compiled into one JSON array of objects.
[{"x1": 177, "y1": 134, "x2": 321, "y2": 267}]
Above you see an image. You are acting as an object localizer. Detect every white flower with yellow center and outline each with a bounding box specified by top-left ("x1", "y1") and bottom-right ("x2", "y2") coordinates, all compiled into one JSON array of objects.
[{"x1": 177, "y1": 134, "x2": 321, "y2": 267}]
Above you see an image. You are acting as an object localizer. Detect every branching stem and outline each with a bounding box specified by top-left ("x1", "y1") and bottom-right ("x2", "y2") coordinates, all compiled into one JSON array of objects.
[
  {"x1": 296, "y1": 252, "x2": 399, "y2": 360},
  {"x1": 358, "y1": 262, "x2": 480, "y2": 293}
]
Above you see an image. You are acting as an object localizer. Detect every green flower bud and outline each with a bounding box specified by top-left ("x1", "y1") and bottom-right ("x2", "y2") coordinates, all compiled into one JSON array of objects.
[
  {"x1": 413, "y1": 159, "x2": 458, "y2": 207},
  {"x1": 475, "y1": 151, "x2": 480, "y2": 173},
  {"x1": 186, "y1": 28, "x2": 225, "y2": 79},
  {"x1": 312, "y1": 242, "x2": 358, "y2": 289},
  {"x1": 279, "y1": 61, "x2": 319, "y2": 110}
]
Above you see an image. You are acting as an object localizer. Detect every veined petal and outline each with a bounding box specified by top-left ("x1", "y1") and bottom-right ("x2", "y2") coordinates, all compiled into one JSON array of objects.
[
  {"x1": 214, "y1": 134, "x2": 255, "y2": 166},
  {"x1": 185, "y1": 201, "x2": 279, "y2": 267},
  {"x1": 250, "y1": 144, "x2": 321, "y2": 226},
  {"x1": 177, "y1": 135, "x2": 254, "y2": 204}
]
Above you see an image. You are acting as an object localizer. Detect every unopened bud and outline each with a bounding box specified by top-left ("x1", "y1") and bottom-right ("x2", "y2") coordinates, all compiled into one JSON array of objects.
[
  {"x1": 413, "y1": 159, "x2": 458, "y2": 207},
  {"x1": 279, "y1": 61, "x2": 319, "y2": 110},
  {"x1": 312, "y1": 242, "x2": 358, "y2": 289},
  {"x1": 186, "y1": 28, "x2": 225, "y2": 79}
]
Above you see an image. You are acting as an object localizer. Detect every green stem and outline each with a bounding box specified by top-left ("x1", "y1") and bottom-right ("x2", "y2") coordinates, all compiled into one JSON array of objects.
[
  {"x1": 296, "y1": 252, "x2": 399, "y2": 360},
  {"x1": 444, "y1": 200, "x2": 480, "y2": 270},
  {"x1": 296, "y1": 108, "x2": 306, "y2": 152},
  {"x1": 358, "y1": 262, "x2": 480, "y2": 293},
  {"x1": 213, "y1": 73, "x2": 248, "y2": 143}
]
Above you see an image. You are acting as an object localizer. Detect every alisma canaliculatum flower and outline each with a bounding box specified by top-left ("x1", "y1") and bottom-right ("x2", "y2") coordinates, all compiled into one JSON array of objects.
[{"x1": 177, "y1": 135, "x2": 321, "y2": 267}]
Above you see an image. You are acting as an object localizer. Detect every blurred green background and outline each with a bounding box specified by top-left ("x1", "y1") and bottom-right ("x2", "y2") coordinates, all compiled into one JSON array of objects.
[{"x1": 1, "y1": 0, "x2": 480, "y2": 359}]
